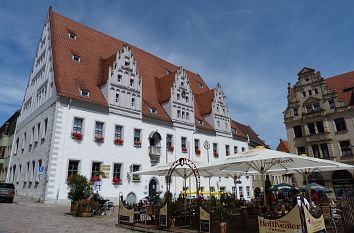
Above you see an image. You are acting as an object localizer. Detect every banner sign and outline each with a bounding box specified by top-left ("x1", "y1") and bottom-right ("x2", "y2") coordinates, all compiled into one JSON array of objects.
[
  {"x1": 303, "y1": 207, "x2": 326, "y2": 233},
  {"x1": 200, "y1": 206, "x2": 210, "y2": 233},
  {"x1": 258, "y1": 207, "x2": 302, "y2": 233}
]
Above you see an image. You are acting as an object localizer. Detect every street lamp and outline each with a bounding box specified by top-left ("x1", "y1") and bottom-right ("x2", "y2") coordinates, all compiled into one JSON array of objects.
[{"x1": 203, "y1": 140, "x2": 211, "y2": 196}]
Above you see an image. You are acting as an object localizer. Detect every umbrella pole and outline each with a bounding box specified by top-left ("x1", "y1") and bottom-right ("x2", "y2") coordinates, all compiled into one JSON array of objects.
[
  {"x1": 208, "y1": 177, "x2": 211, "y2": 197},
  {"x1": 262, "y1": 173, "x2": 267, "y2": 209}
]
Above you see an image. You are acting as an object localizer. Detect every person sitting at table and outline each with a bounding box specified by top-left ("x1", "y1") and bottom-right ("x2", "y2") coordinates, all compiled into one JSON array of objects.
[{"x1": 311, "y1": 189, "x2": 320, "y2": 204}]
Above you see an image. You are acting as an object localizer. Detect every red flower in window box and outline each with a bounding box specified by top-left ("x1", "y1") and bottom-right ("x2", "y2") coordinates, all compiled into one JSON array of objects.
[
  {"x1": 91, "y1": 175, "x2": 100, "y2": 183},
  {"x1": 167, "y1": 145, "x2": 174, "y2": 152},
  {"x1": 112, "y1": 177, "x2": 121, "y2": 185},
  {"x1": 95, "y1": 135, "x2": 104, "y2": 143},
  {"x1": 66, "y1": 176, "x2": 72, "y2": 183},
  {"x1": 182, "y1": 147, "x2": 187, "y2": 153},
  {"x1": 213, "y1": 152, "x2": 219, "y2": 157},
  {"x1": 114, "y1": 138, "x2": 124, "y2": 145},
  {"x1": 195, "y1": 149, "x2": 201, "y2": 155},
  {"x1": 134, "y1": 140, "x2": 141, "y2": 146},
  {"x1": 71, "y1": 132, "x2": 83, "y2": 140}
]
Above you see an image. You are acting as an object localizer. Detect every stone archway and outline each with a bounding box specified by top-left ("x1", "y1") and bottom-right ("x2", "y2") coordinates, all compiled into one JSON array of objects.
[{"x1": 332, "y1": 170, "x2": 354, "y2": 199}]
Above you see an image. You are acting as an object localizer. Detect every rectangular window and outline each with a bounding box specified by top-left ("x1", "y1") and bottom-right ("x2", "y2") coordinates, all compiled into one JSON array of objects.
[
  {"x1": 210, "y1": 187, "x2": 215, "y2": 193},
  {"x1": 339, "y1": 141, "x2": 352, "y2": 157},
  {"x1": 132, "y1": 164, "x2": 141, "y2": 181},
  {"x1": 320, "y1": 143, "x2": 329, "y2": 159},
  {"x1": 213, "y1": 143, "x2": 218, "y2": 157},
  {"x1": 134, "y1": 129, "x2": 141, "y2": 146},
  {"x1": 328, "y1": 99, "x2": 335, "y2": 109},
  {"x1": 308, "y1": 122, "x2": 316, "y2": 135},
  {"x1": 94, "y1": 121, "x2": 104, "y2": 137},
  {"x1": 114, "y1": 125, "x2": 123, "y2": 139},
  {"x1": 225, "y1": 145, "x2": 230, "y2": 156},
  {"x1": 115, "y1": 93, "x2": 119, "y2": 103},
  {"x1": 246, "y1": 186, "x2": 251, "y2": 197},
  {"x1": 67, "y1": 160, "x2": 79, "y2": 177},
  {"x1": 334, "y1": 118, "x2": 347, "y2": 131},
  {"x1": 37, "y1": 123, "x2": 41, "y2": 141},
  {"x1": 293, "y1": 125, "x2": 303, "y2": 138},
  {"x1": 130, "y1": 79, "x2": 134, "y2": 87},
  {"x1": 313, "y1": 103, "x2": 320, "y2": 112},
  {"x1": 306, "y1": 105, "x2": 313, "y2": 113},
  {"x1": 73, "y1": 117, "x2": 83, "y2": 133},
  {"x1": 238, "y1": 186, "x2": 243, "y2": 196},
  {"x1": 293, "y1": 108, "x2": 299, "y2": 116},
  {"x1": 242, "y1": 147, "x2": 246, "y2": 152},
  {"x1": 131, "y1": 98, "x2": 135, "y2": 107},
  {"x1": 314, "y1": 88, "x2": 318, "y2": 94},
  {"x1": 181, "y1": 137, "x2": 187, "y2": 152},
  {"x1": 297, "y1": 146, "x2": 306, "y2": 155},
  {"x1": 219, "y1": 186, "x2": 226, "y2": 192},
  {"x1": 194, "y1": 139, "x2": 200, "y2": 150},
  {"x1": 91, "y1": 162, "x2": 101, "y2": 179},
  {"x1": 312, "y1": 145, "x2": 320, "y2": 158},
  {"x1": 177, "y1": 110, "x2": 181, "y2": 118},
  {"x1": 44, "y1": 118, "x2": 48, "y2": 137},
  {"x1": 234, "y1": 146, "x2": 238, "y2": 154},
  {"x1": 113, "y1": 163, "x2": 122, "y2": 180},
  {"x1": 166, "y1": 134, "x2": 173, "y2": 148},
  {"x1": 316, "y1": 121, "x2": 324, "y2": 133}
]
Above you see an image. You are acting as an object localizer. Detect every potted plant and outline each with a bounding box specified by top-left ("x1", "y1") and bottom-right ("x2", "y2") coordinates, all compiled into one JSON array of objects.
[
  {"x1": 114, "y1": 138, "x2": 124, "y2": 145},
  {"x1": 112, "y1": 177, "x2": 121, "y2": 185},
  {"x1": 94, "y1": 135, "x2": 104, "y2": 143},
  {"x1": 195, "y1": 149, "x2": 201, "y2": 155},
  {"x1": 67, "y1": 174, "x2": 93, "y2": 216},
  {"x1": 71, "y1": 132, "x2": 83, "y2": 140}
]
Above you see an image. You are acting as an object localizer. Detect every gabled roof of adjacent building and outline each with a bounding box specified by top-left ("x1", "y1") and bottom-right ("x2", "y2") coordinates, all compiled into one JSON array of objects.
[
  {"x1": 48, "y1": 9, "x2": 266, "y2": 144},
  {"x1": 276, "y1": 139, "x2": 289, "y2": 153}
]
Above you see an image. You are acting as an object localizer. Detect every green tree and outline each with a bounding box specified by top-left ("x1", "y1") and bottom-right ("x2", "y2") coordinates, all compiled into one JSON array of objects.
[{"x1": 67, "y1": 174, "x2": 93, "y2": 202}]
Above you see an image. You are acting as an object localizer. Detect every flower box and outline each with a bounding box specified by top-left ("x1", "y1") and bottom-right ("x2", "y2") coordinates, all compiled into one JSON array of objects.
[
  {"x1": 112, "y1": 177, "x2": 122, "y2": 185},
  {"x1": 114, "y1": 138, "x2": 124, "y2": 145},
  {"x1": 90, "y1": 175, "x2": 101, "y2": 183},
  {"x1": 182, "y1": 147, "x2": 187, "y2": 153},
  {"x1": 167, "y1": 146, "x2": 174, "y2": 152},
  {"x1": 134, "y1": 141, "x2": 141, "y2": 147},
  {"x1": 213, "y1": 152, "x2": 219, "y2": 157},
  {"x1": 71, "y1": 132, "x2": 83, "y2": 140},
  {"x1": 95, "y1": 135, "x2": 104, "y2": 143},
  {"x1": 67, "y1": 176, "x2": 72, "y2": 183},
  {"x1": 195, "y1": 149, "x2": 201, "y2": 155}
]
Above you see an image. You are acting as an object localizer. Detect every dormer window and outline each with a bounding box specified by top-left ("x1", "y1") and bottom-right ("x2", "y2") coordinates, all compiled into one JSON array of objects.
[
  {"x1": 80, "y1": 89, "x2": 89, "y2": 97},
  {"x1": 150, "y1": 108, "x2": 157, "y2": 114},
  {"x1": 72, "y1": 54, "x2": 80, "y2": 62},
  {"x1": 117, "y1": 74, "x2": 122, "y2": 82},
  {"x1": 68, "y1": 32, "x2": 77, "y2": 40},
  {"x1": 130, "y1": 78, "x2": 134, "y2": 87}
]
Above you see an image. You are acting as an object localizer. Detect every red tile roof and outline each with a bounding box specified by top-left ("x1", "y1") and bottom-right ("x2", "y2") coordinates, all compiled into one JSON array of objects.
[
  {"x1": 48, "y1": 9, "x2": 266, "y2": 143},
  {"x1": 231, "y1": 120, "x2": 267, "y2": 147},
  {"x1": 276, "y1": 139, "x2": 289, "y2": 153}
]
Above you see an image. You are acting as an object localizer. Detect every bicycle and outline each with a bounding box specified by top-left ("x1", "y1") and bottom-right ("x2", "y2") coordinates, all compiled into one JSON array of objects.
[{"x1": 93, "y1": 198, "x2": 114, "y2": 216}]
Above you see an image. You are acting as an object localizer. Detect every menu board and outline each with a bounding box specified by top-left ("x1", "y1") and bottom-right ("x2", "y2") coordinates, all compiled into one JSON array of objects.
[{"x1": 200, "y1": 206, "x2": 210, "y2": 233}]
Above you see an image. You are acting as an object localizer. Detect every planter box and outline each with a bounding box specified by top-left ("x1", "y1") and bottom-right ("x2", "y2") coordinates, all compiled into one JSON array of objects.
[
  {"x1": 70, "y1": 202, "x2": 79, "y2": 216},
  {"x1": 77, "y1": 203, "x2": 95, "y2": 217}
]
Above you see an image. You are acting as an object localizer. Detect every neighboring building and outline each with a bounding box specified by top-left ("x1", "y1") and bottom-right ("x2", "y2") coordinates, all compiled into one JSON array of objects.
[
  {"x1": 276, "y1": 139, "x2": 289, "y2": 153},
  {"x1": 0, "y1": 111, "x2": 20, "y2": 182},
  {"x1": 284, "y1": 67, "x2": 354, "y2": 197},
  {"x1": 7, "y1": 9, "x2": 266, "y2": 203}
]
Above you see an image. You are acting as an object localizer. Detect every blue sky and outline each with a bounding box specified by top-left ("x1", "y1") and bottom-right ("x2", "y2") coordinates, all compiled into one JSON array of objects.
[{"x1": 1, "y1": 1, "x2": 354, "y2": 149}]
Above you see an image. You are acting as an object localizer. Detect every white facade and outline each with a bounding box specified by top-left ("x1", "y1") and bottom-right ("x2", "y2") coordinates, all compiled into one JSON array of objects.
[{"x1": 7, "y1": 12, "x2": 254, "y2": 204}]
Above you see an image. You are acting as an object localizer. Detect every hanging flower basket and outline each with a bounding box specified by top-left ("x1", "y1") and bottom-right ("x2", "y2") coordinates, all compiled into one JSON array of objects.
[
  {"x1": 114, "y1": 138, "x2": 124, "y2": 145},
  {"x1": 182, "y1": 147, "x2": 187, "y2": 153},
  {"x1": 195, "y1": 149, "x2": 201, "y2": 155},
  {"x1": 167, "y1": 146, "x2": 174, "y2": 152},
  {"x1": 71, "y1": 132, "x2": 83, "y2": 140},
  {"x1": 95, "y1": 135, "x2": 104, "y2": 143},
  {"x1": 112, "y1": 177, "x2": 121, "y2": 185}
]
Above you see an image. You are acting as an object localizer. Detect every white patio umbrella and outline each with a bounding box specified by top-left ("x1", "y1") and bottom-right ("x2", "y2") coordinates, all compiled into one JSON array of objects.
[{"x1": 202, "y1": 147, "x2": 354, "y2": 206}]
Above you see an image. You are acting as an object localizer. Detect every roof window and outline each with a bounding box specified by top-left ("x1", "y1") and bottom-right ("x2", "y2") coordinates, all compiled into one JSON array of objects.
[
  {"x1": 72, "y1": 54, "x2": 80, "y2": 63},
  {"x1": 150, "y1": 108, "x2": 157, "y2": 114},
  {"x1": 80, "y1": 89, "x2": 89, "y2": 97},
  {"x1": 198, "y1": 120, "x2": 204, "y2": 125},
  {"x1": 68, "y1": 32, "x2": 77, "y2": 40}
]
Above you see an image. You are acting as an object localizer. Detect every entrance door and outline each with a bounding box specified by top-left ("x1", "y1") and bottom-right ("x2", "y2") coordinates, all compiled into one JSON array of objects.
[{"x1": 149, "y1": 179, "x2": 157, "y2": 199}]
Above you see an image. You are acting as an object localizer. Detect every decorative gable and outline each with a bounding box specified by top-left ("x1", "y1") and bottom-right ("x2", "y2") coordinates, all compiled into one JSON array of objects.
[
  {"x1": 162, "y1": 67, "x2": 195, "y2": 129},
  {"x1": 204, "y1": 83, "x2": 231, "y2": 135},
  {"x1": 102, "y1": 45, "x2": 142, "y2": 119}
]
